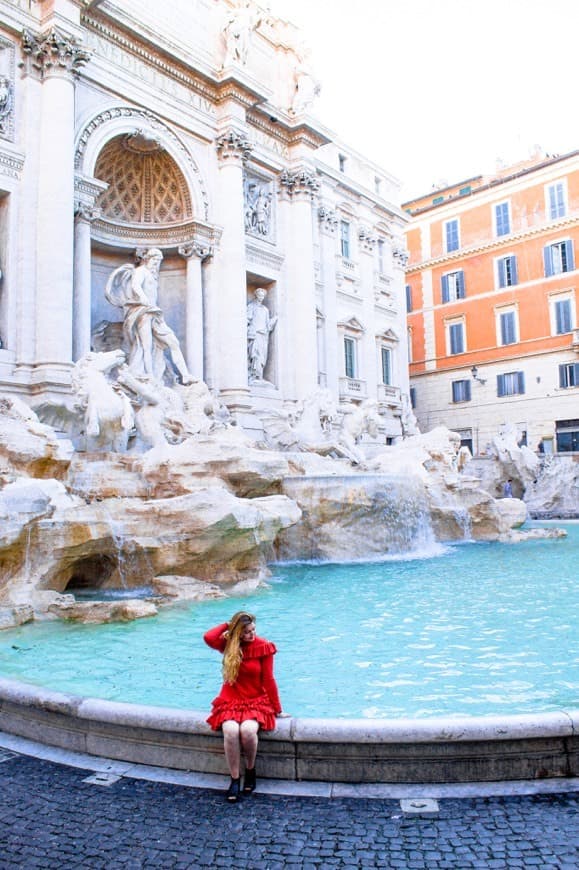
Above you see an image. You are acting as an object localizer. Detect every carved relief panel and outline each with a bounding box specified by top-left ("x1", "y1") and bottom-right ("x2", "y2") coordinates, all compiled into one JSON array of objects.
[
  {"x1": 243, "y1": 171, "x2": 274, "y2": 241},
  {"x1": 0, "y1": 38, "x2": 16, "y2": 142}
]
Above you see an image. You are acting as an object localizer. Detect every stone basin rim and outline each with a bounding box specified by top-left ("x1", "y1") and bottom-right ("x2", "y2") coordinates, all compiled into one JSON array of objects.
[{"x1": 1, "y1": 676, "x2": 577, "y2": 743}]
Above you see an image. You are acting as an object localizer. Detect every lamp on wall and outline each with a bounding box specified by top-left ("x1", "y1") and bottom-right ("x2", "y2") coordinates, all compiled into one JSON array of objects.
[{"x1": 470, "y1": 365, "x2": 487, "y2": 385}]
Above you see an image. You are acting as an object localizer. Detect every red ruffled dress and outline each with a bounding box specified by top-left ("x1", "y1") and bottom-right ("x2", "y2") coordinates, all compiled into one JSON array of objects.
[{"x1": 204, "y1": 622, "x2": 282, "y2": 731}]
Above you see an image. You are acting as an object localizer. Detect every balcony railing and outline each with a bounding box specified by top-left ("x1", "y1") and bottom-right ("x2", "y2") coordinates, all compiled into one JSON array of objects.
[
  {"x1": 377, "y1": 383, "x2": 401, "y2": 407},
  {"x1": 572, "y1": 328, "x2": 579, "y2": 351},
  {"x1": 339, "y1": 377, "x2": 367, "y2": 399}
]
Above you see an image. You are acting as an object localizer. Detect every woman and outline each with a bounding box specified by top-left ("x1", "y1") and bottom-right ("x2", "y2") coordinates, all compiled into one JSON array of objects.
[{"x1": 204, "y1": 611, "x2": 286, "y2": 802}]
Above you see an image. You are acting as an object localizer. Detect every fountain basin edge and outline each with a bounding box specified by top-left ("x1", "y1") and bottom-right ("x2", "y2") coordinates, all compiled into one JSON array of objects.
[{"x1": 0, "y1": 677, "x2": 577, "y2": 784}]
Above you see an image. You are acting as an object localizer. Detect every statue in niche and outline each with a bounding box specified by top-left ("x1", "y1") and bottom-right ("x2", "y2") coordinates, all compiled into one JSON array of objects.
[
  {"x1": 290, "y1": 47, "x2": 320, "y2": 115},
  {"x1": 222, "y1": 0, "x2": 263, "y2": 67},
  {"x1": 244, "y1": 179, "x2": 272, "y2": 237},
  {"x1": 105, "y1": 248, "x2": 194, "y2": 386},
  {"x1": 247, "y1": 287, "x2": 277, "y2": 383}
]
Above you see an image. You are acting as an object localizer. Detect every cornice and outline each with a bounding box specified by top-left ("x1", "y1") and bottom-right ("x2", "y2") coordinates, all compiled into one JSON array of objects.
[
  {"x1": 407, "y1": 213, "x2": 579, "y2": 274},
  {"x1": 0, "y1": 147, "x2": 24, "y2": 179}
]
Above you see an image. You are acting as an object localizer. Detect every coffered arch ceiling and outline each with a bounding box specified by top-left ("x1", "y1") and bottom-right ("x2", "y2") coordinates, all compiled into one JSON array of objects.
[{"x1": 94, "y1": 131, "x2": 193, "y2": 225}]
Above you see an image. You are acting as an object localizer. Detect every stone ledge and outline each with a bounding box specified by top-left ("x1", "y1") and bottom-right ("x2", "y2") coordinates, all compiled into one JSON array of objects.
[{"x1": 0, "y1": 677, "x2": 577, "y2": 784}]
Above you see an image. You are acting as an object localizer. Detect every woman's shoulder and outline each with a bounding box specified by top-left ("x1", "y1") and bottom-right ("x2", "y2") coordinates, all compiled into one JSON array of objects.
[{"x1": 243, "y1": 636, "x2": 277, "y2": 658}]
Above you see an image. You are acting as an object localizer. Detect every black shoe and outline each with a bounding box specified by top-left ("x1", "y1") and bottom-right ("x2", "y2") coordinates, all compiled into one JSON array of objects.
[
  {"x1": 226, "y1": 777, "x2": 241, "y2": 802},
  {"x1": 243, "y1": 767, "x2": 256, "y2": 794}
]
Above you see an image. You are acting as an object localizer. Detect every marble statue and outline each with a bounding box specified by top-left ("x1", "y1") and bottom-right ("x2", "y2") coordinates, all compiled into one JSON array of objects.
[
  {"x1": 105, "y1": 248, "x2": 194, "y2": 386},
  {"x1": 247, "y1": 287, "x2": 277, "y2": 382},
  {"x1": 71, "y1": 349, "x2": 134, "y2": 452},
  {"x1": 290, "y1": 48, "x2": 320, "y2": 115},
  {"x1": 222, "y1": 0, "x2": 263, "y2": 67},
  {"x1": 336, "y1": 400, "x2": 381, "y2": 466}
]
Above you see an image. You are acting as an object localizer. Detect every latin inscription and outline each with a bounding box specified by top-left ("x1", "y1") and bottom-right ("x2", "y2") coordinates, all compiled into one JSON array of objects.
[{"x1": 85, "y1": 32, "x2": 215, "y2": 117}]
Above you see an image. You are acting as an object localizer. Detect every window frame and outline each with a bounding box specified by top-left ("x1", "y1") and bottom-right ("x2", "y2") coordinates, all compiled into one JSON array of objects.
[
  {"x1": 344, "y1": 335, "x2": 357, "y2": 379},
  {"x1": 340, "y1": 219, "x2": 351, "y2": 259},
  {"x1": 380, "y1": 346, "x2": 392, "y2": 386},
  {"x1": 496, "y1": 254, "x2": 518, "y2": 289},
  {"x1": 559, "y1": 361, "x2": 579, "y2": 388},
  {"x1": 550, "y1": 292, "x2": 575, "y2": 336},
  {"x1": 544, "y1": 239, "x2": 575, "y2": 276},
  {"x1": 441, "y1": 269, "x2": 466, "y2": 303},
  {"x1": 497, "y1": 371, "x2": 525, "y2": 397}
]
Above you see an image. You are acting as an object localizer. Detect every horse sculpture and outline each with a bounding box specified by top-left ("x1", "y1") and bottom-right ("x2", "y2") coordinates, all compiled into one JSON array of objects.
[{"x1": 71, "y1": 350, "x2": 134, "y2": 453}]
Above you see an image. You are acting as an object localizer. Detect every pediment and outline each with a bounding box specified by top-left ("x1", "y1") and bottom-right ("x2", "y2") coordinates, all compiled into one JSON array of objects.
[
  {"x1": 338, "y1": 316, "x2": 365, "y2": 334},
  {"x1": 375, "y1": 328, "x2": 399, "y2": 343}
]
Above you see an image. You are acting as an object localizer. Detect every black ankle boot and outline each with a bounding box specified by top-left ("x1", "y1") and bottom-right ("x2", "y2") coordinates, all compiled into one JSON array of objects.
[
  {"x1": 243, "y1": 767, "x2": 256, "y2": 794},
  {"x1": 226, "y1": 777, "x2": 241, "y2": 802}
]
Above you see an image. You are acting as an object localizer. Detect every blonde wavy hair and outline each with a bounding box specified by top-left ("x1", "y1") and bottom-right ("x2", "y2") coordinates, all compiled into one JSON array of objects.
[{"x1": 222, "y1": 611, "x2": 256, "y2": 684}]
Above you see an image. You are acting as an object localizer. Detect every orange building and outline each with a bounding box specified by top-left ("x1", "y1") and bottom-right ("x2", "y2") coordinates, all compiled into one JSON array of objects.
[{"x1": 404, "y1": 149, "x2": 579, "y2": 455}]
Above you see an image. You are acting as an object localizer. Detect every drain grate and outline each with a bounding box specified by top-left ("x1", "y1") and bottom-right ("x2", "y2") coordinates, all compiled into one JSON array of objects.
[
  {"x1": 0, "y1": 750, "x2": 18, "y2": 763},
  {"x1": 400, "y1": 798, "x2": 439, "y2": 817},
  {"x1": 82, "y1": 772, "x2": 122, "y2": 787}
]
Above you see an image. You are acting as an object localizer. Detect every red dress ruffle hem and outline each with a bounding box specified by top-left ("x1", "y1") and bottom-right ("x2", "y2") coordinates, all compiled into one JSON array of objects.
[{"x1": 203, "y1": 622, "x2": 282, "y2": 732}]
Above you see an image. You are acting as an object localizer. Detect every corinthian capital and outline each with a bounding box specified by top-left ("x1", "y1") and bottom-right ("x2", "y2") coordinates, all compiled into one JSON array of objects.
[
  {"x1": 21, "y1": 28, "x2": 91, "y2": 80},
  {"x1": 279, "y1": 168, "x2": 320, "y2": 201},
  {"x1": 317, "y1": 205, "x2": 338, "y2": 234},
  {"x1": 216, "y1": 129, "x2": 253, "y2": 164},
  {"x1": 178, "y1": 243, "x2": 213, "y2": 261}
]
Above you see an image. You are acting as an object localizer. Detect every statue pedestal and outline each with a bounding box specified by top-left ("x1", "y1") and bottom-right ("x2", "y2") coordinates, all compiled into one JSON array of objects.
[{"x1": 249, "y1": 380, "x2": 283, "y2": 412}]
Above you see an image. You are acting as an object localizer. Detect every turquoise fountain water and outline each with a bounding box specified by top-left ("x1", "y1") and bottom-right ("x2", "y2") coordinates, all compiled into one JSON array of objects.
[{"x1": 1, "y1": 524, "x2": 577, "y2": 720}]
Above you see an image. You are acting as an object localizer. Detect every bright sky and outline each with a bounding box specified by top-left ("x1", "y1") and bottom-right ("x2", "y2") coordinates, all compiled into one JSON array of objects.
[{"x1": 267, "y1": 0, "x2": 578, "y2": 201}]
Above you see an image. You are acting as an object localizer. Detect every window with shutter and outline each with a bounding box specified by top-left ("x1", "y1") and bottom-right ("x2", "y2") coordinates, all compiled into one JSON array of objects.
[
  {"x1": 449, "y1": 322, "x2": 464, "y2": 355},
  {"x1": 495, "y1": 202, "x2": 510, "y2": 236},
  {"x1": 547, "y1": 182, "x2": 566, "y2": 219},
  {"x1": 559, "y1": 362, "x2": 579, "y2": 388},
  {"x1": 445, "y1": 220, "x2": 459, "y2": 253},
  {"x1": 554, "y1": 299, "x2": 572, "y2": 334},
  {"x1": 500, "y1": 311, "x2": 517, "y2": 345},
  {"x1": 497, "y1": 371, "x2": 525, "y2": 396},
  {"x1": 452, "y1": 380, "x2": 471, "y2": 402}
]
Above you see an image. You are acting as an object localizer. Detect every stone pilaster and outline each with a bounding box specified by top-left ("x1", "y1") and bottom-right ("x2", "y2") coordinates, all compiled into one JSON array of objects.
[
  {"x1": 21, "y1": 28, "x2": 90, "y2": 378},
  {"x1": 317, "y1": 205, "x2": 339, "y2": 392},
  {"x1": 358, "y1": 226, "x2": 379, "y2": 402},
  {"x1": 277, "y1": 167, "x2": 320, "y2": 399},
  {"x1": 178, "y1": 242, "x2": 213, "y2": 382},
  {"x1": 213, "y1": 128, "x2": 252, "y2": 409}
]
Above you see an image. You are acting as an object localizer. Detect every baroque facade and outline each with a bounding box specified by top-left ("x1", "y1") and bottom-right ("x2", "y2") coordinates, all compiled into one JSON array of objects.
[
  {"x1": 0, "y1": 0, "x2": 410, "y2": 440},
  {"x1": 404, "y1": 149, "x2": 579, "y2": 455}
]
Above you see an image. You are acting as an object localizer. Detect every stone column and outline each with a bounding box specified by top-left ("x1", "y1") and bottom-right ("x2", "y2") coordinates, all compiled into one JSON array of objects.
[
  {"x1": 21, "y1": 28, "x2": 89, "y2": 379},
  {"x1": 317, "y1": 206, "x2": 340, "y2": 393},
  {"x1": 178, "y1": 242, "x2": 212, "y2": 382},
  {"x1": 278, "y1": 167, "x2": 320, "y2": 400},
  {"x1": 73, "y1": 204, "x2": 99, "y2": 360},
  {"x1": 213, "y1": 128, "x2": 253, "y2": 410}
]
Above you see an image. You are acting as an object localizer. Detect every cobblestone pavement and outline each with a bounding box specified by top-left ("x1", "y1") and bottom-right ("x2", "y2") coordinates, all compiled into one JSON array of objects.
[{"x1": 0, "y1": 754, "x2": 577, "y2": 869}]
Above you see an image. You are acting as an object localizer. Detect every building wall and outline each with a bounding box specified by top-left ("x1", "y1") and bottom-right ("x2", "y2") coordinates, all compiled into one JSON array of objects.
[
  {"x1": 0, "y1": 0, "x2": 410, "y2": 441},
  {"x1": 404, "y1": 151, "x2": 579, "y2": 453}
]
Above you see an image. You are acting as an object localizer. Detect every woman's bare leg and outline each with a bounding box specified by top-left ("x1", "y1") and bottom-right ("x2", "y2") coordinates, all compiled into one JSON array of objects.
[
  {"x1": 240, "y1": 719, "x2": 259, "y2": 770},
  {"x1": 221, "y1": 720, "x2": 241, "y2": 778}
]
